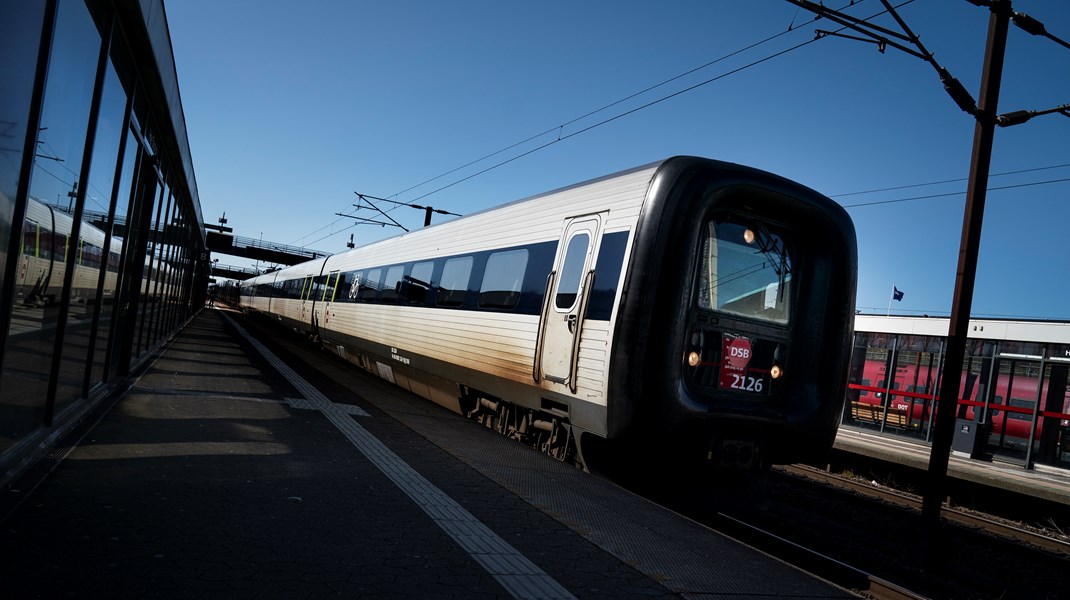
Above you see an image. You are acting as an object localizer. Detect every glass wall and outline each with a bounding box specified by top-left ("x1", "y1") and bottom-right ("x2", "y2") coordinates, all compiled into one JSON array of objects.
[
  {"x1": 100, "y1": 125, "x2": 140, "y2": 383},
  {"x1": 845, "y1": 328, "x2": 1070, "y2": 471},
  {"x1": 1035, "y1": 358, "x2": 1070, "y2": 470},
  {"x1": 0, "y1": 2, "x2": 48, "y2": 458},
  {"x1": 90, "y1": 105, "x2": 135, "y2": 385},
  {"x1": 2, "y1": 0, "x2": 101, "y2": 434},
  {"x1": 0, "y1": 0, "x2": 208, "y2": 481},
  {"x1": 53, "y1": 14, "x2": 129, "y2": 413}
]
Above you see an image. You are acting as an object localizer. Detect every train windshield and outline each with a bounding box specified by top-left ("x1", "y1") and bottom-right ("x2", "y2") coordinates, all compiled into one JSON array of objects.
[{"x1": 696, "y1": 218, "x2": 792, "y2": 324}]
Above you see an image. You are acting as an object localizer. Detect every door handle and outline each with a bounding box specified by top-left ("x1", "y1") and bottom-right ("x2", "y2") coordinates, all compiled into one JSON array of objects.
[{"x1": 566, "y1": 313, "x2": 577, "y2": 333}]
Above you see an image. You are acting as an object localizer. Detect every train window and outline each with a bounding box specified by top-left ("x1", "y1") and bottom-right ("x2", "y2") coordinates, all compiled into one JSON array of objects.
[
  {"x1": 82, "y1": 242, "x2": 103, "y2": 268},
  {"x1": 312, "y1": 275, "x2": 327, "y2": 300},
  {"x1": 41, "y1": 229, "x2": 52, "y2": 260},
  {"x1": 556, "y1": 232, "x2": 590, "y2": 310},
  {"x1": 437, "y1": 256, "x2": 472, "y2": 307},
  {"x1": 332, "y1": 272, "x2": 351, "y2": 302},
  {"x1": 22, "y1": 220, "x2": 37, "y2": 256},
  {"x1": 345, "y1": 270, "x2": 363, "y2": 301},
  {"x1": 322, "y1": 272, "x2": 339, "y2": 302},
  {"x1": 359, "y1": 268, "x2": 381, "y2": 302},
  {"x1": 696, "y1": 219, "x2": 792, "y2": 324},
  {"x1": 479, "y1": 249, "x2": 527, "y2": 309},
  {"x1": 860, "y1": 378, "x2": 871, "y2": 396},
  {"x1": 402, "y1": 261, "x2": 434, "y2": 305},
  {"x1": 380, "y1": 265, "x2": 405, "y2": 304},
  {"x1": 587, "y1": 231, "x2": 628, "y2": 320}
]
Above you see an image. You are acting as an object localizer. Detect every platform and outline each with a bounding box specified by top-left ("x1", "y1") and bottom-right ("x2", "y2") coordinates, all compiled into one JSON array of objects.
[
  {"x1": 834, "y1": 426, "x2": 1070, "y2": 507},
  {"x1": 0, "y1": 307, "x2": 853, "y2": 599}
]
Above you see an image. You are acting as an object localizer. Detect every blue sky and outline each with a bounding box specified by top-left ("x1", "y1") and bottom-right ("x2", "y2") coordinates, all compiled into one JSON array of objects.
[{"x1": 165, "y1": 0, "x2": 1070, "y2": 320}]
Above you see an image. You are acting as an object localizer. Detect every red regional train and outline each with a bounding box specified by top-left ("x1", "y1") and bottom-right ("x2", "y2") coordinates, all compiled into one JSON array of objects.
[{"x1": 848, "y1": 357, "x2": 1070, "y2": 448}]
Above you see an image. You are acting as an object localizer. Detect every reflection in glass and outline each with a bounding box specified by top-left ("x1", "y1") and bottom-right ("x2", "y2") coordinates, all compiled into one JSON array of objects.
[
  {"x1": 67, "y1": 56, "x2": 128, "y2": 398},
  {"x1": 100, "y1": 128, "x2": 139, "y2": 382},
  {"x1": 0, "y1": 3, "x2": 47, "y2": 456},
  {"x1": 380, "y1": 265, "x2": 404, "y2": 304},
  {"x1": 696, "y1": 219, "x2": 792, "y2": 324},
  {"x1": 555, "y1": 233, "x2": 589, "y2": 310},
  {"x1": 480, "y1": 249, "x2": 527, "y2": 309},
  {"x1": 136, "y1": 181, "x2": 166, "y2": 358},
  {"x1": 145, "y1": 187, "x2": 173, "y2": 347},
  {"x1": 437, "y1": 257, "x2": 472, "y2": 307},
  {"x1": 3, "y1": 0, "x2": 100, "y2": 426}
]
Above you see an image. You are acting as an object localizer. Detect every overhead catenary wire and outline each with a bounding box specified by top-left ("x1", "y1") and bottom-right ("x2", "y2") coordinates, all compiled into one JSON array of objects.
[
  {"x1": 841, "y1": 176, "x2": 1070, "y2": 208},
  {"x1": 295, "y1": 168, "x2": 1070, "y2": 249},
  {"x1": 390, "y1": 21, "x2": 821, "y2": 201},
  {"x1": 830, "y1": 160, "x2": 1070, "y2": 197},
  {"x1": 405, "y1": 1, "x2": 918, "y2": 204},
  {"x1": 830, "y1": 161, "x2": 1070, "y2": 198},
  {"x1": 291, "y1": 0, "x2": 895, "y2": 246},
  {"x1": 289, "y1": 0, "x2": 1058, "y2": 252}
]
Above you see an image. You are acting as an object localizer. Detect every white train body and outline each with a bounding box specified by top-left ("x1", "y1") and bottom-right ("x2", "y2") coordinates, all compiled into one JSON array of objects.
[{"x1": 241, "y1": 157, "x2": 858, "y2": 467}]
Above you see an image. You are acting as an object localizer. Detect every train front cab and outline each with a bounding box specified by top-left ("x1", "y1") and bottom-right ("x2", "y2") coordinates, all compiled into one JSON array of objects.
[{"x1": 612, "y1": 158, "x2": 858, "y2": 470}]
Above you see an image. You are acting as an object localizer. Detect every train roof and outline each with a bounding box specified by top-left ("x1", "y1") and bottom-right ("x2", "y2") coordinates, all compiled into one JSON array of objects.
[{"x1": 245, "y1": 156, "x2": 845, "y2": 286}]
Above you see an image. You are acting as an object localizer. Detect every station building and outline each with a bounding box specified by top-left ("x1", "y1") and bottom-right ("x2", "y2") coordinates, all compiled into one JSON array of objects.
[
  {"x1": 843, "y1": 315, "x2": 1070, "y2": 474},
  {"x1": 0, "y1": 0, "x2": 207, "y2": 487}
]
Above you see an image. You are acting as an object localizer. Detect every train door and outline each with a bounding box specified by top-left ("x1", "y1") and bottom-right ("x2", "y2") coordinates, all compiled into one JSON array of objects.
[
  {"x1": 299, "y1": 274, "x2": 315, "y2": 325},
  {"x1": 316, "y1": 271, "x2": 340, "y2": 341},
  {"x1": 535, "y1": 213, "x2": 603, "y2": 393},
  {"x1": 985, "y1": 355, "x2": 1043, "y2": 466}
]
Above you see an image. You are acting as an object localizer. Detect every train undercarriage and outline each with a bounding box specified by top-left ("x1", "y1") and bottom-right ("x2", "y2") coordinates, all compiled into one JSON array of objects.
[{"x1": 460, "y1": 386, "x2": 584, "y2": 469}]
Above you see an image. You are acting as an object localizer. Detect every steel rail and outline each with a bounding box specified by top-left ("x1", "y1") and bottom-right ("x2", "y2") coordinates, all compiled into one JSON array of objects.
[
  {"x1": 709, "y1": 511, "x2": 928, "y2": 600},
  {"x1": 776, "y1": 464, "x2": 1070, "y2": 558}
]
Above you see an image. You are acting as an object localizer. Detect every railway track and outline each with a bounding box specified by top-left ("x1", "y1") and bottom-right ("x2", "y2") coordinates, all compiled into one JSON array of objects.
[
  {"x1": 776, "y1": 464, "x2": 1070, "y2": 558},
  {"x1": 246, "y1": 317, "x2": 1066, "y2": 599},
  {"x1": 706, "y1": 511, "x2": 927, "y2": 600},
  {"x1": 640, "y1": 461, "x2": 1070, "y2": 600}
]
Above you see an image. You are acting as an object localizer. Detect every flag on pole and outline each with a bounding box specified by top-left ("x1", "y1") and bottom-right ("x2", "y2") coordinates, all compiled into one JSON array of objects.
[{"x1": 893, "y1": 286, "x2": 904, "y2": 302}]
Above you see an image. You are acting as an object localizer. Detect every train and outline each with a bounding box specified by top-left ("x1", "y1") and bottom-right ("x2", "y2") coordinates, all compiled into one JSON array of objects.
[
  {"x1": 15, "y1": 197, "x2": 174, "y2": 314},
  {"x1": 15, "y1": 198, "x2": 123, "y2": 308},
  {"x1": 239, "y1": 156, "x2": 858, "y2": 470}
]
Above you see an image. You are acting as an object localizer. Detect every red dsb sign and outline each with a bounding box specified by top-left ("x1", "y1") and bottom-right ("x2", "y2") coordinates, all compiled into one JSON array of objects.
[
  {"x1": 720, "y1": 335, "x2": 764, "y2": 393},
  {"x1": 725, "y1": 337, "x2": 752, "y2": 369}
]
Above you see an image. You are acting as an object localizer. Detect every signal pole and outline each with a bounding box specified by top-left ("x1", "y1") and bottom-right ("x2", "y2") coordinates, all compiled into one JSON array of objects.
[
  {"x1": 782, "y1": 0, "x2": 1070, "y2": 569},
  {"x1": 922, "y1": 0, "x2": 1010, "y2": 542}
]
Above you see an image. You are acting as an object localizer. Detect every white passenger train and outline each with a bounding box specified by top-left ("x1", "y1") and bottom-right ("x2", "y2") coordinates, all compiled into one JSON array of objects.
[
  {"x1": 16, "y1": 198, "x2": 120, "y2": 307},
  {"x1": 240, "y1": 157, "x2": 858, "y2": 469}
]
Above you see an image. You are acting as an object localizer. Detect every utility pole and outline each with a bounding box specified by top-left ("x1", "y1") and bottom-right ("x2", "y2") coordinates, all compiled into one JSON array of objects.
[
  {"x1": 783, "y1": 0, "x2": 1070, "y2": 569},
  {"x1": 922, "y1": 0, "x2": 1010, "y2": 540},
  {"x1": 67, "y1": 180, "x2": 78, "y2": 212}
]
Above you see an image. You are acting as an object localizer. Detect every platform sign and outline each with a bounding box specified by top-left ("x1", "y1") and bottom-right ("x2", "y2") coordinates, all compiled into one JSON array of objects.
[{"x1": 719, "y1": 334, "x2": 765, "y2": 394}]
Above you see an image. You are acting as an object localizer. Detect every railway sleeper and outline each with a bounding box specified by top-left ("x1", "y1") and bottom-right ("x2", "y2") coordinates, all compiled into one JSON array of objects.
[{"x1": 462, "y1": 387, "x2": 580, "y2": 468}]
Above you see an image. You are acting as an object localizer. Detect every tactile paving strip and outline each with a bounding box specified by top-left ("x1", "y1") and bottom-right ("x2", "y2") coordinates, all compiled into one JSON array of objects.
[{"x1": 223, "y1": 313, "x2": 576, "y2": 600}]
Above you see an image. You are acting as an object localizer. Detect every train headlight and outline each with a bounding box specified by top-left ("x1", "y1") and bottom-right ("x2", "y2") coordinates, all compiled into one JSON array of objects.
[
  {"x1": 743, "y1": 228, "x2": 756, "y2": 244},
  {"x1": 687, "y1": 351, "x2": 701, "y2": 367},
  {"x1": 770, "y1": 364, "x2": 783, "y2": 379}
]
